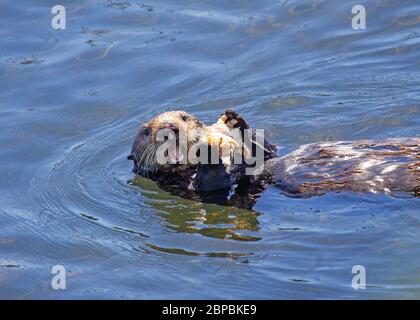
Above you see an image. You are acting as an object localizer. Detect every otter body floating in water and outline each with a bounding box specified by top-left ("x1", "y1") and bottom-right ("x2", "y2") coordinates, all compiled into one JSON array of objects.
[{"x1": 129, "y1": 109, "x2": 420, "y2": 208}]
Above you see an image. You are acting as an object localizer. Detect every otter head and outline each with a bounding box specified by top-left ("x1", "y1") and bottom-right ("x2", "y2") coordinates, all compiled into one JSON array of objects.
[{"x1": 128, "y1": 111, "x2": 205, "y2": 176}]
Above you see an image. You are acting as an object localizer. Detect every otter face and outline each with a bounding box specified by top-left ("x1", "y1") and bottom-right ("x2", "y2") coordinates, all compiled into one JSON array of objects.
[{"x1": 129, "y1": 111, "x2": 205, "y2": 175}]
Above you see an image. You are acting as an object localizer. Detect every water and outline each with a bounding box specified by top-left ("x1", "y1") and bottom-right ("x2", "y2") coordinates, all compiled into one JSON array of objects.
[{"x1": 0, "y1": 0, "x2": 419, "y2": 299}]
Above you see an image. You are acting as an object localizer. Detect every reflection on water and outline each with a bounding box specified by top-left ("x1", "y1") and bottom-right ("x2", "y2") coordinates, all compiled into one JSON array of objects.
[
  {"x1": 0, "y1": 0, "x2": 419, "y2": 299},
  {"x1": 131, "y1": 176, "x2": 262, "y2": 244}
]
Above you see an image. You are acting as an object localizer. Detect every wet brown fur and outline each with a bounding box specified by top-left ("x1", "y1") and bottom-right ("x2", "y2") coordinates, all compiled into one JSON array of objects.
[{"x1": 270, "y1": 138, "x2": 419, "y2": 197}]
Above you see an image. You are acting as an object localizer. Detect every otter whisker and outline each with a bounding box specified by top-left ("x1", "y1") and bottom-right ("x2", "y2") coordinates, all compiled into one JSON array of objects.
[{"x1": 138, "y1": 143, "x2": 159, "y2": 177}]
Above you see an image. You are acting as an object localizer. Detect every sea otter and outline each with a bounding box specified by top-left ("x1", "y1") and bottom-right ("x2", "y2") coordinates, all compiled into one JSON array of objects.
[{"x1": 128, "y1": 109, "x2": 420, "y2": 209}]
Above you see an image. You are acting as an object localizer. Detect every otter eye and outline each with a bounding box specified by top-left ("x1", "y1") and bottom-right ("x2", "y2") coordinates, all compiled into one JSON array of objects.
[
  {"x1": 143, "y1": 127, "x2": 150, "y2": 136},
  {"x1": 181, "y1": 114, "x2": 188, "y2": 121}
]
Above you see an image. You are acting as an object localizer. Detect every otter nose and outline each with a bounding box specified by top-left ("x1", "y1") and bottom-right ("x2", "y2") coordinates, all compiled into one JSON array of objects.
[{"x1": 160, "y1": 122, "x2": 179, "y2": 135}]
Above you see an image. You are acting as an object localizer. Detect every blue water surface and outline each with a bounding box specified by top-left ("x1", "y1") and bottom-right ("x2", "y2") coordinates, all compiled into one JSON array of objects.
[{"x1": 0, "y1": 0, "x2": 419, "y2": 299}]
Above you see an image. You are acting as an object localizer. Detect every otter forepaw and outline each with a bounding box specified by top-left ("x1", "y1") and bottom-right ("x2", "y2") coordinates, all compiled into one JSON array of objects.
[
  {"x1": 218, "y1": 136, "x2": 243, "y2": 164},
  {"x1": 206, "y1": 132, "x2": 241, "y2": 164},
  {"x1": 217, "y1": 109, "x2": 249, "y2": 131}
]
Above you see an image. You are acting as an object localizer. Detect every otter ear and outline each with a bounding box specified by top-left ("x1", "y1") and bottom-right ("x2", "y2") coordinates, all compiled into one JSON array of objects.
[{"x1": 127, "y1": 154, "x2": 134, "y2": 160}]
